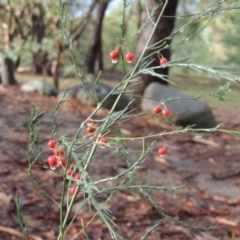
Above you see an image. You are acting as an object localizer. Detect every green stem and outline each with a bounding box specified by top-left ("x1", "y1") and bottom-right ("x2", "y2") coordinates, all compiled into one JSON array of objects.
[
  {"x1": 58, "y1": 142, "x2": 98, "y2": 237},
  {"x1": 121, "y1": 0, "x2": 127, "y2": 73},
  {"x1": 107, "y1": 127, "x2": 221, "y2": 141},
  {"x1": 98, "y1": 185, "x2": 184, "y2": 192},
  {"x1": 58, "y1": 1, "x2": 96, "y2": 108},
  {"x1": 57, "y1": 106, "x2": 101, "y2": 240}
]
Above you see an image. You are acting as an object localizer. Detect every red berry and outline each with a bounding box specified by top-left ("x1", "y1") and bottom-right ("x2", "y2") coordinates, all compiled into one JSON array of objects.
[
  {"x1": 66, "y1": 168, "x2": 73, "y2": 175},
  {"x1": 69, "y1": 185, "x2": 77, "y2": 195},
  {"x1": 125, "y1": 52, "x2": 134, "y2": 63},
  {"x1": 160, "y1": 57, "x2": 168, "y2": 65},
  {"x1": 74, "y1": 173, "x2": 81, "y2": 180},
  {"x1": 100, "y1": 137, "x2": 108, "y2": 143},
  {"x1": 99, "y1": 137, "x2": 108, "y2": 148},
  {"x1": 86, "y1": 126, "x2": 95, "y2": 134},
  {"x1": 48, "y1": 139, "x2": 57, "y2": 149},
  {"x1": 48, "y1": 155, "x2": 58, "y2": 167},
  {"x1": 110, "y1": 50, "x2": 119, "y2": 63},
  {"x1": 87, "y1": 119, "x2": 94, "y2": 126},
  {"x1": 153, "y1": 106, "x2": 161, "y2": 114},
  {"x1": 58, "y1": 157, "x2": 66, "y2": 166},
  {"x1": 162, "y1": 108, "x2": 170, "y2": 117},
  {"x1": 158, "y1": 147, "x2": 167, "y2": 156},
  {"x1": 90, "y1": 135, "x2": 96, "y2": 140},
  {"x1": 53, "y1": 146, "x2": 65, "y2": 157}
]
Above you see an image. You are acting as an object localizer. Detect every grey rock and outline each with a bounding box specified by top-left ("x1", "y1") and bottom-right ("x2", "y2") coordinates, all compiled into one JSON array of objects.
[
  {"x1": 57, "y1": 85, "x2": 82, "y2": 99},
  {"x1": 58, "y1": 82, "x2": 129, "y2": 111},
  {"x1": 195, "y1": 173, "x2": 240, "y2": 198},
  {"x1": 141, "y1": 82, "x2": 215, "y2": 128},
  {"x1": 21, "y1": 79, "x2": 58, "y2": 96}
]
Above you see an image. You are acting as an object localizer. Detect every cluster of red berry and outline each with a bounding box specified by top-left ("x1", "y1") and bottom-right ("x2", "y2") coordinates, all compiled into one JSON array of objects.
[
  {"x1": 109, "y1": 50, "x2": 134, "y2": 64},
  {"x1": 110, "y1": 49, "x2": 168, "y2": 67},
  {"x1": 86, "y1": 119, "x2": 108, "y2": 148},
  {"x1": 47, "y1": 139, "x2": 82, "y2": 195},
  {"x1": 153, "y1": 105, "x2": 170, "y2": 117},
  {"x1": 153, "y1": 104, "x2": 169, "y2": 157},
  {"x1": 66, "y1": 119, "x2": 109, "y2": 195},
  {"x1": 66, "y1": 168, "x2": 82, "y2": 195},
  {"x1": 47, "y1": 140, "x2": 66, "y2": 170}
]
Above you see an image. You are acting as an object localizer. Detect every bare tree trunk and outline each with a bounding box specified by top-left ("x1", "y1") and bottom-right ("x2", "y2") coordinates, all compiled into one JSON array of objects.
[
  {"x1": 31, "y1": 3, "x2": 46, "y2": 74},
  {"x1": 15, "y1": 56, "x2": 21, "y2": 70},
  {"x1": 2, "y1": 23, "x2": 9, "y2": 52},
  {"x1": 0, "y1": 53, "x2": 17, "y2": 85},
  {"x1": 51, "y1": 42, "x2": 63, "y2": 89},
  {"x1": 33, "y1": 49, "x2": 48, "y2": 74},
  {"x1": 85, "y1": 0, "x2": 110, "y2": 74},
  {"x1": 136, "y1": 0, "x2": 178, "y2": 94}
]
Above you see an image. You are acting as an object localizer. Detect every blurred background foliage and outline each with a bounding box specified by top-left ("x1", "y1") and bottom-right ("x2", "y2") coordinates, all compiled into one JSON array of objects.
[{"x1": 0, "y1": 0, "x2": 239, "y2": 79}]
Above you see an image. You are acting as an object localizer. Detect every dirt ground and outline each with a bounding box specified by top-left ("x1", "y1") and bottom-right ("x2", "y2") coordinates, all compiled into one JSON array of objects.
[{"x1": 0, "y1": 84, "x2": 240, "y2": 240}]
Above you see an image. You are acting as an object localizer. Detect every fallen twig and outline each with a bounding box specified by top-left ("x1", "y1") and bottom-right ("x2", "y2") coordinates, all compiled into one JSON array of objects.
[
  {"x1": 192, "y1": 137, "x2": 219, "y2": 148},
  {"x1": 211, "y1": 169, "x2": 240, "y2": 180},
  {"x1": 0, "y1": 226, "x2": 43, "y2": 240}
]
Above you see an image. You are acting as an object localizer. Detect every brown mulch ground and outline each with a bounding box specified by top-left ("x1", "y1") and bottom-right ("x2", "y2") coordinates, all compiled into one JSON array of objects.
[{"x1": 0, "y1": 85, "x2": 240, "y2": 240}]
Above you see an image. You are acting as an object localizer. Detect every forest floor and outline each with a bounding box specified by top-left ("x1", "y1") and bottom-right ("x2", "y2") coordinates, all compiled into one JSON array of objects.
[{"x1": 0, "y1": 75, "x2": 240, "y2": 240}]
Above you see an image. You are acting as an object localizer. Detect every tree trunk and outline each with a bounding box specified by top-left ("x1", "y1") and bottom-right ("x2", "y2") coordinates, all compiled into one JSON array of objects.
[
  {"x1": 0, "y1": 53, "x2": 17, "y2": 85},
  {"x1": 31, "y1": 3, "x2": 46, "y2": 74},
  {"x1": 32, "y1": 49, "x2": 48, "y2": 74},
  {"x1": 85, "y1": 0, "x2": 110, "y2": 74},
  {"x1": 51, "y1": 41, "x2": 63, "y2": 89},
  {"x1": 136, "y1": 0, "x2": 178, "y2": 94}
]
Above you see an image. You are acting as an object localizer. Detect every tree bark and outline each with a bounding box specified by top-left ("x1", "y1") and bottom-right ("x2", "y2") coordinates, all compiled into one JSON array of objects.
[
  {"x1": 85, "y1": 0, "x2": 110, "y2": 74},
  {"x1": 51, "y1": 41, "x2": 63, "y2": 89},
  {"x1": 0, "y1": 53, "x2": 17, "y2": 85},
  {"x1": 32, "y1": 49, "x2": 48, "y2": 74},
  {"x1": 136, "y1": 0, "x2": 178, "y2": 94},
  {"x1": 31, "y1": 3, "x2": 46, "y2": 74}
]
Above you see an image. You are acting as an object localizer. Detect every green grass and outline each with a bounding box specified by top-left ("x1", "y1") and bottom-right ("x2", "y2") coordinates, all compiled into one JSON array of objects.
[
  {"x1": 16, "y1": 72, "x2": 240, "y2": 109},
  {"x1": 15, "y1": 73, "x2": 117, "y2": 90},
  {"x1": 170, "y1": 75, "x2": 240, "y2": 108}
]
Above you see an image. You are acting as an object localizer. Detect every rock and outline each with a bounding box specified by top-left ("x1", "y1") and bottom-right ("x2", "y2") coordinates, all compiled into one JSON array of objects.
[
  {"x1": 21, "y1": 79, "x2": 58, "y2": 96},
  {"x1": 57, "y1": 85, "x2": 82, "y2": 99},
  {"x1": 0, "y1": 52, "x2": 17, "y2": 85},
  {"x1": 141, "y1": 82, "x2": 215, "y2": 128},
  {"x1": 58, "y1": 82, "x2": 129, "y2": 111},
  {"x1": 195, "y1": 173, "x2": 240, "y2": 198}
]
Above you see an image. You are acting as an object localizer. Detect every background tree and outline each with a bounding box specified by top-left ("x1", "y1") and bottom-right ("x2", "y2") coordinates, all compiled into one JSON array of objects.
[
  {"x1": 1, "y1": 0, "x2": 238, "y2": 90},
  {"x1": 0, "y1": 0, "x2": 98, "y2": 87},
  {"x1": 221, "y1": 9, "x2": 240, "y2": 68},
  {"x1": 85, "y1": 0, "x2": 111, "y2": 74},
  {"x1": 171, "y1": 0, "x2": 222, "y2": 76},
  {"x1": 135, "y1": 0, "x2": 179, "y2": 95},
  {"x1": 0, "y1": 53, "x2": 17, "y2": 85}
]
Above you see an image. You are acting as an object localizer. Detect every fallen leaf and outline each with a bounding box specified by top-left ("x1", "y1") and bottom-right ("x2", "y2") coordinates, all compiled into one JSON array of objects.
[
  {"x1": 216, "y1": 217, "x2": 238, "y2": 227},
  {"x1": 154, "y1": 156, "x2": 170, "y2": 166},
  {"x1": 208, "y1": 217, "x2": 238, "y2": 227},
  {"x1": 0, "y1": 192, "x2": 11, "y2": 204}
]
